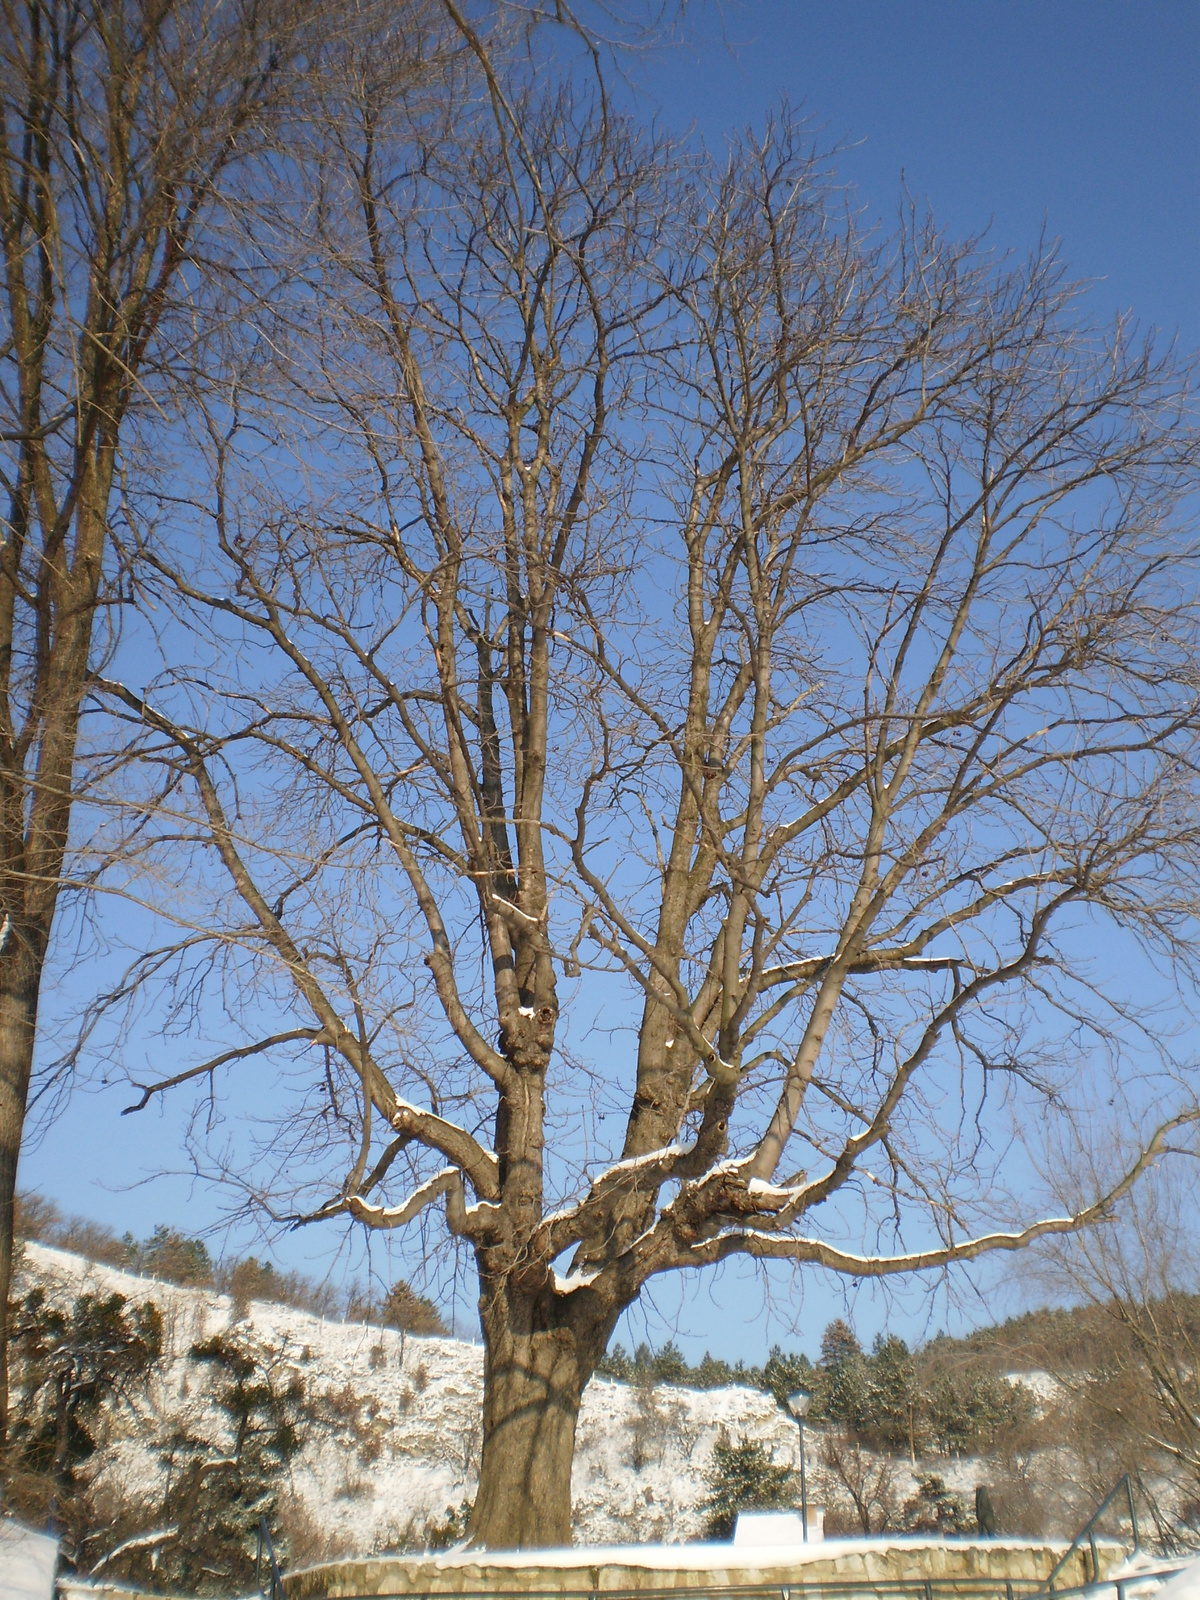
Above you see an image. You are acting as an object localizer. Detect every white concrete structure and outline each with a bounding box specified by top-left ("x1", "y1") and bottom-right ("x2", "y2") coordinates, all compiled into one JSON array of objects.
[
  {"x1": 733, "y1": 1509, "x2": 826, "y2": 1545},
  {"x1": 0, "y1": 1519, "x2": 58, "y2": 1600}
]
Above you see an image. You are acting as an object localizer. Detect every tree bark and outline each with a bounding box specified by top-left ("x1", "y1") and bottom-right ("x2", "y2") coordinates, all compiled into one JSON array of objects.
[
  {"x1": 0, "y1": 933, "x2": 46, "y2": 1448},
  {"x1": 470, "y1": 1276, "x2": 612, "y2": 1548},
  {"x1": 0, "y1": 460, "x2": 110, "y2": 1455}
]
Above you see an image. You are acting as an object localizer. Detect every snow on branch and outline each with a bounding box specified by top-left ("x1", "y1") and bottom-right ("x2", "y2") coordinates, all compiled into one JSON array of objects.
[
  {"x1": 389, "y1": 1099, "x2": 500, "y2": 1199},
  {"x1": 537, "y1": 1142, "x2": 684, "y2": 1255},
  {"x1": 89, "y1": 1528, "x2": 180, "y2": 1575},
  {"x1": 341, "y1": 1166, "x2": 508, "y2": 1242},
  {"x1": 345, "y1": 1167, "x2": 463, "y2": 1229},
  {"x1": 673, "y1": 1107, "x2": 1200, "y2": 1279}
]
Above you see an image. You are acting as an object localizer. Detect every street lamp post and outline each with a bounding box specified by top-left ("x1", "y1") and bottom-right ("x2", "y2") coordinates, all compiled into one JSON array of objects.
[{"x1": 786, "y1": 1388, "x2": 813, "y2": 1542}]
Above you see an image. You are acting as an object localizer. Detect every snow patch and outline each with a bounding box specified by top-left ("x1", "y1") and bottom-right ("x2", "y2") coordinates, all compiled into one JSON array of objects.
[{"x1": 553, "y1": 1269, "x2": 601, "y2": 1293}]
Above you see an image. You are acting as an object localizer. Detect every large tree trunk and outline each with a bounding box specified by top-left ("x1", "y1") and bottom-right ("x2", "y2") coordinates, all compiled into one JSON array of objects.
[
  {"x1": 0, "y1": 936, "x2": 46, "y2": 1453},
  {"x1": 469, "y1": 1279, "x2": 613, "y2": 1549}
]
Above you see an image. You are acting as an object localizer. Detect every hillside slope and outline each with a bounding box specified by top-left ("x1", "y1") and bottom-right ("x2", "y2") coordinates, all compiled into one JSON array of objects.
[
  {"x1": 15, "y1": 1241, "x2": 809, "y2": 1556},
  {"x1": 14, "y1": 1236, "x2": 1171, "y2": 1581}
]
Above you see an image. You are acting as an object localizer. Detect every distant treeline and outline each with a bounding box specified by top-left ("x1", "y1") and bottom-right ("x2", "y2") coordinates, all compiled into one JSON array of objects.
[
  {"x1": 597, "y1": 1338, "x2": 812, "y2": 1399},
  {"x1": 14, "y1": 1191, "x2": 447, "y2": 1335},
  {"x1": 599, "y1": 1319, "x2": 1035, "y2": 1459}
]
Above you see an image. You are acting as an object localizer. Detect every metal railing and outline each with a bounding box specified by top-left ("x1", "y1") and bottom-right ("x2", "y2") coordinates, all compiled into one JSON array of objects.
[
  {"x1": 237, "y1": 1574, "x2": 1200, "y2": 1600},
  {"x1": 1035, "y1": 1573, "x2": 1184, "y2": 1600},
  {"x1": 257, "y1": 1517, "x2": 285, "y2": 1600},
  {"x1": 1045, "y1": 1477, "x2": 1141, "y2": 1594}
]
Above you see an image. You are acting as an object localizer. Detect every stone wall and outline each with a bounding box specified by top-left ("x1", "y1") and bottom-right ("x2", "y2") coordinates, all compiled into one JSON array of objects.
[{"x1": 279, "y1": 1537, "x2": 1123, "y2": 1600}]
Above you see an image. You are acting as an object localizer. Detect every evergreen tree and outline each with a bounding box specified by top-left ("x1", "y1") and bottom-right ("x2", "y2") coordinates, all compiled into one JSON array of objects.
[
  {"x1": 596, "y1": 1342, "x2": 633, "y2": 1380},
  {"x1": 142, "y1": 1329, "x2": 312, "y2": 1594},
  {"x1": 903, "y1": 1473, "x2": 972, "y2": 1533},
  {"x1": 382, "y1": 1279, "x2": 448, "y2": 1336},
  {"x1": 868, "y1": 1333, "x2": 919, "y2": 1453},
  {"x1": 702, "y1": 1433, "x2": 797, "y2": 1538},
  {"x1": 693, "y1": 1352, "x2": 738, "y2": 1388},
  {"x1": 760, "y1": 1345, "x2": 816, "y2": 1407},
  {"x1": 5, "y1": 1288, "x2": 162, "y2": 1553},
  {"x1": 650, "y1": 1341, "x2": 689, "y2": 1384},
  {"x1": 818, "y1": 1319, "x2": 870, "y2": 1428},
  {"x1": 125, "y1": 1225, "x2": 213, "y2": 1287},
  {"x1": 927, "y1": 1373, "x2": 974, "y2": 1454},
  {"x1": 926, "y1": 1371, "x2": 1035, "y2": 1455}
]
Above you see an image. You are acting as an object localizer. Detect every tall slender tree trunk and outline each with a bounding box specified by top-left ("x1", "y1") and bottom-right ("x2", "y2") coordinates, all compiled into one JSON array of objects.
[
  {"x1": 0, "y1": 477, "x2": 107, "y2": 1459},
  {"x1": 469, "y1": 1275, "x2": 615, "y2": 1548},
  {"x1": 0, "y1": 0, "x2": 301, "y2": 1477},
  {"x1": 0, "y1": 933, "x2": 47, "y2": 1449}
]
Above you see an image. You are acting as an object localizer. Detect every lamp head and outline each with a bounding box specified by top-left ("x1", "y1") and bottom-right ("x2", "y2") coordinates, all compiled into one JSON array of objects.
[{"x1": 786, "y1": 1387, "x2": 813, "y2": 1419}]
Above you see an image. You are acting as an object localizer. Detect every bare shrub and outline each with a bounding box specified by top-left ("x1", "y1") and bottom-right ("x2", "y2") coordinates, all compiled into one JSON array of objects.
[
  {"x1": 276, "y1": 1490, "x2": 357, "y2": 1569},
  {"x1": 627, "y1": 1382, "x2": 669, "y2": 1473},
  {"x1": 821, "y1": 1434, "x2": 900, "y2": 1535}
]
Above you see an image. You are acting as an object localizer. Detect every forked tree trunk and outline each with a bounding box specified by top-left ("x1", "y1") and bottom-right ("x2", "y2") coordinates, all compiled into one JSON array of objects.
[{"x1": 469, "y1": 1277, "x2": 615, "y2": 1548}]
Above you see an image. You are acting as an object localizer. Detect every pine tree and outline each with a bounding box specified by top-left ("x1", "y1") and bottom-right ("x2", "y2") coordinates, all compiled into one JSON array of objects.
[
  {"x1": 868, "y1": 1333, "x2": 919, "y2": 1455},
  {"x1": 144, "y1": 1329, "x2": 312, "y2": 1594},
  {"x1": 926, "y1": 1371, "x2": 1035, "y2": 1455},
  {"x1": 818, "y1": 1319, "x2": 869, "y2": 1429},
  {"x1": 760, "y1": 1345, "x2": 816, "y2": 1407},
  {"x1": 650, "y1": 1341, "x2": 689, "y2": 1384},
  {"x1": 702, "y1": 1433, "x2": 797, "y2": 1538},
  {"x1": 5, "y1": 1288, "x2": 162, "y2": 1552},
  {"x1": 124, "y1": 1225, "x2": 213, "y2": 1287},
  {"x1": 903, "y1": 1473, "x2": 972, "y2": 1533},
  {"x1": 382, "y1": 1280, "x2": 448, "y2": 1336}
]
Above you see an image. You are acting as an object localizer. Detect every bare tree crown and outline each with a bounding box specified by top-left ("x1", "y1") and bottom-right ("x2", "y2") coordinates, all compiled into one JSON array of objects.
[{"x1": 111, "y1": 65, "x2": 1200, "y2": 1338}]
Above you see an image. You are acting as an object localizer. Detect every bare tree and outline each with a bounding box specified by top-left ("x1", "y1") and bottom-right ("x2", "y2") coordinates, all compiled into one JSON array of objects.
[
  {"x1": 822, "y1": 1434, "x2": 899, "y2": 1535},
  {"x1": 0, "y1": 0, "x2": 315, "y2": 1453},
  {"x1": 105, "y1": 43, "x2": 1200, "y2": 1547},
  {"x1": 1039, "y1": 1161, "x2": 1200, "y2": 1540}
]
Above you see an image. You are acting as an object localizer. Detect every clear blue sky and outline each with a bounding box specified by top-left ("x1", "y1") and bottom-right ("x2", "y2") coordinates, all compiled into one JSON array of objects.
[
  {"x1": 636, "y1": 1, "x2": 1198, "y2": 351},
  {"x1": 20, "y1": 0, "x2": 1200, "y2": 1363}
]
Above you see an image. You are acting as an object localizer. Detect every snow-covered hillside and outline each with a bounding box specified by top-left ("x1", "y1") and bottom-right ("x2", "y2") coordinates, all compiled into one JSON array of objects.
[{"x1": 15, "y1": 1241, "x2": 806, "y2": 1556}]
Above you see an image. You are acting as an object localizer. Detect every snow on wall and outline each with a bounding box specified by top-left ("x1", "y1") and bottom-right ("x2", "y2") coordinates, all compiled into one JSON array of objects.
[{"x1": 15, "y1": 1242, "x2": 804, "y2": 1554}]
